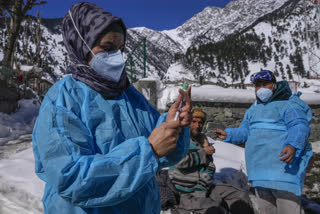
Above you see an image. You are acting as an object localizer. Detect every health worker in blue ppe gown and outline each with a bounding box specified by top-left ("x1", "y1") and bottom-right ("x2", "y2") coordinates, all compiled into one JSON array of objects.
[
  {"x1": 215, "y1": 70, "x2": 312, "y2": 214},
  {"x1": 32, "y1": 2, "x2": 192, "y2": 214}
]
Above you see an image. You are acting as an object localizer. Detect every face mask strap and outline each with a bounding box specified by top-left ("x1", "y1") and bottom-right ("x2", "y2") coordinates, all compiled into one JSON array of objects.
[
  {"x1": 76, "y1": 64, "x2": 91, "y2": 68},
  {"x1": 272, "y1": 83, "x2": 276, "y2": 92},
  {"x1": 68, "y1": 10, "x2": 95, "y2": 56}
]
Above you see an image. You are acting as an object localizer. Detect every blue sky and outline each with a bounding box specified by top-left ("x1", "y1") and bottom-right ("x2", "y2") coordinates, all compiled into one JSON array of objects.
[{"x1": 28, "y1": 0, "x2": 235, "y2": 31}]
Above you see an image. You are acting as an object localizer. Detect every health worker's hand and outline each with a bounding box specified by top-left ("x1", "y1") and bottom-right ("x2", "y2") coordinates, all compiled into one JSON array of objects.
[
  {"x1": 280, "y1": 145, "x2": 296, "y2": 163},
  {"x1": 214, "y1": 128, "x2": 228, "y2": 140},
  {"x1": 166, "y1": 86, "x2": 192, "y2": 128},
  {"x1": 148, "y1": 120, "x2": 181, "y2": 158}
]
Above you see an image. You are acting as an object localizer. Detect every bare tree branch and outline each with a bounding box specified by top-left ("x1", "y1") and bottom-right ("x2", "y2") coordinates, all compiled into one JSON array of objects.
[
  {"x1": 0, "y1": 0, "x2": 13, "y2": 10},
  {"x1": 2, "y1": 0, "x2": 47, "y2": 67},
  {"x1": 0, "y1": 0, "x2": 14, "y2": 16},
  {"x1": 23, "y1": 0, "x2": 47, "y2": 15}
]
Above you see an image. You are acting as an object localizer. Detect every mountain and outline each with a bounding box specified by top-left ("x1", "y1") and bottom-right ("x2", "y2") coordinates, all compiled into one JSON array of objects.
[
  {"x1": 0, "y1": 0, "x2": 319, "y2": 85},
  {"x1": 163, "y1": 0, "x2": 288, "y2": 49},
  {"x1": 126, "y1": 0, "x2": 294, "y2": 81},
  {"x1": 126, "y1": 27, "x2": 184, "y2": 80},
  {"x1": 163, "y1": 0, "x2": 320, "y2": 86}
]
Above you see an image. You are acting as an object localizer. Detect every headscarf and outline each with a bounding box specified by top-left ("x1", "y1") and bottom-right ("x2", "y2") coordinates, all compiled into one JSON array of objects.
[{"x1": 62, "y1": 2, "x2": 130, "y2": 99}]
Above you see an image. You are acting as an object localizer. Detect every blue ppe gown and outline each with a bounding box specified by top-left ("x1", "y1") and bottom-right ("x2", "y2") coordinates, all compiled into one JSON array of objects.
[
  {"x1": 32, "y1": 75, "x2": 190, "y2": 214},
  {"x1": 224, "y1": 81, "x2": 313, "y2": 196}
]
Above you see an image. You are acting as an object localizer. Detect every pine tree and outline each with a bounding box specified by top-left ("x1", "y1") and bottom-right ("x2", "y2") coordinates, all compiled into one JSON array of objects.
[
  {"x1": 280, "y1": 64, "x2": 287, "y2": 80},
  {"x1": 295, "y1": 52, "x2": 306, "y2": 77},
  {"x1": 286, "y1": 64, "x2": 293, "y2": 80}
]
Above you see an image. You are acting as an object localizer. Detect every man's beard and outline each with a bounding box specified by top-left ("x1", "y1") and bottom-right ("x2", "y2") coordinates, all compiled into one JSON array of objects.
[{"x1": 191, "y1": 130, "x2": 201, "y2": 140}]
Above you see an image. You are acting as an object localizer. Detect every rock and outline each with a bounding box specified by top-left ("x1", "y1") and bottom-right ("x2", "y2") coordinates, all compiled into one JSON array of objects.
[
  {"x1": 224, "y1": 109, "x2": 233, "y2": 117},
  {"x1": 304, "y1": 153, "x2": 320, "y2": 203}
]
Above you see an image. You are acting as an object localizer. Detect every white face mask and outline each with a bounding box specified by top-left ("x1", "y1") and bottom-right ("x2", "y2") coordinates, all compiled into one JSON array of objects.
[
  {"x1": 90, "y1": 50, "x2": 125, "y2": 82},
  {"x1": 256, "y1": 86, "x2": 274, "y2": 103}
]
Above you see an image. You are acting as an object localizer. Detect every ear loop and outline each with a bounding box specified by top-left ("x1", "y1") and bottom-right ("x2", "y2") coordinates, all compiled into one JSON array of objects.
[
  {"x1": 68, "y1": 10, "x2": 95, "y2": 68},
  {"x1": 272, "y1": 83, "x2": 276, "y2": 92}
]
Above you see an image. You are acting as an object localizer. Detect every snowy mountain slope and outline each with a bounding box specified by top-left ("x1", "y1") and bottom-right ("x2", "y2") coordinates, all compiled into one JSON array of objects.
[
  {"x1": 127, "y1": 0, "x2": 295, "y2": 80},
  {"x1": 126, "y1": 27, "x2": 184, "y2": 80},
  {"x1": 173, "y1": 0, "x2": 320, "y2": 85},
  {"x1": 0, "y1": 0, "x2": 319, "y2": 86},
  {"x1": 163, "y1": 0, "x2": 288, "y2": 50}
]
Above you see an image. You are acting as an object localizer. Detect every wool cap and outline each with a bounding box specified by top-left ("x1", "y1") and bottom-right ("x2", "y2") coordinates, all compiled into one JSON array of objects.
[{"x1": 192, "y1": 108, "x2": 206, "y2": 122}]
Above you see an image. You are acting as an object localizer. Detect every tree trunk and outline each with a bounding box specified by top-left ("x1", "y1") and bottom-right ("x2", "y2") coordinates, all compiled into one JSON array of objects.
[
  {"x1": 35, "y1": 13, "x2": 42, "y2": 66},
  {"x1": 2, "y1": 0, "x2": 23, "y2": 67}
]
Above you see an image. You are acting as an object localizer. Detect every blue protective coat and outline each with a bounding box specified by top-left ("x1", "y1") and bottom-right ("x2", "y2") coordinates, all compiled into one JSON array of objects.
[
  {"x1": 32, "y1": 76, "x2": 190, "y2": 213},
  {"x1": 224, "y1": 81, "x2": 313, "y2": 196}
]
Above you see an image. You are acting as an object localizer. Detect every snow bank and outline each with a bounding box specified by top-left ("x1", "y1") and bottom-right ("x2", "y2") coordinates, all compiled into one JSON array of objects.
[
  {"x1": 0, "y1": 99, "x2": 40, "y2": 146},
  {"x1": 157, "y1": 83, "x2": 320, "y2": 110}
]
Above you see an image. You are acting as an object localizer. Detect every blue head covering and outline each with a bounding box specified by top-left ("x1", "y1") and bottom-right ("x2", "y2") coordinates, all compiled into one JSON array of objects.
[{"x1": 250, "y1": 70, "x2": 276, "y2": 84}]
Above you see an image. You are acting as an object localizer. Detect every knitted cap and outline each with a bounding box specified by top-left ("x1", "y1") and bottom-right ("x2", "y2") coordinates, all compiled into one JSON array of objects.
[
  {"x1": 192, "y1": 108, "x2": 206, "y2": 122},
  {"x1": 250, "y1": 70, "x2": 276, "y2": 84}
]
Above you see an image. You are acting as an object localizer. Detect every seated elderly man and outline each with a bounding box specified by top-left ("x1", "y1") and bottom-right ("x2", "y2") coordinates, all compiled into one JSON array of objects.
[{"x1": 157, "y1": 108, "x2": 254, "y2": 214}]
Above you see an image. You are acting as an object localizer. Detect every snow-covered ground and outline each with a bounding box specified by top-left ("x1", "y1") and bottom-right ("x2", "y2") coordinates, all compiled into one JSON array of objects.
[
  {"x1": 0, "y1": 136, "x2": 249, "y2": 214},
  {"x1": 0, "y1": 148, "x2": 44, "y2": 214}
]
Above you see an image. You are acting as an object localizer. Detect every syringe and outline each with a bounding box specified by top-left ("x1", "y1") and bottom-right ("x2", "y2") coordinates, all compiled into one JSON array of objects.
[{"x1": 174, "y1": 81, "x2": 189, "y2": 121}]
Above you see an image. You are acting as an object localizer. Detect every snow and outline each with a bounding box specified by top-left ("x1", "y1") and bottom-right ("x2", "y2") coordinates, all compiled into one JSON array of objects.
[
  {"x1": 141, "y1": 88, "x2": 151, "y2": 101},
  {"x1": 0, "y1": 99, "x2": 40, "y2": 146},
  {"x1": 312, "y1": 141, "x2": 320, "y2": 153},
  {"x1": 0, "y1": 148, "x2": 44, "y2": 214},
  {"x1": 163, "y1": 0, "x2": 288, "y2": 51},
  {"x1": 19, "y1": 65, "x2": 34, "y2": 72},
  {"x1": 0, "y1": 136, "x2": 248, "y2": 214},
  {"x1": 192, "y1": 85, "x2": 256, "y2": 103},
  {"x1": 157, "y1": 83, "x2": 320, "y2": 110},
  {"x1": 164, "y1": 63, "x2": 196, "y2": 81},
  {"x1": 210, "y1": 139, "x2": 249, "y2": 189},
  {"x1": 163, "y1": 28, "x2": 191, "y2": 51}
]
